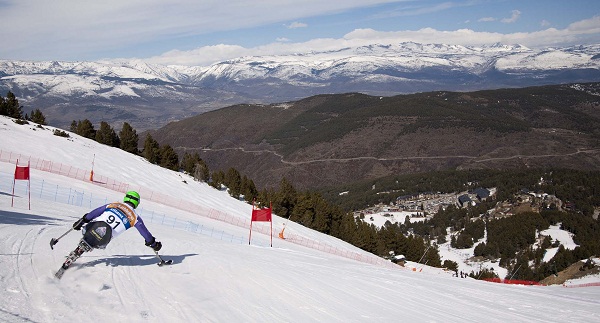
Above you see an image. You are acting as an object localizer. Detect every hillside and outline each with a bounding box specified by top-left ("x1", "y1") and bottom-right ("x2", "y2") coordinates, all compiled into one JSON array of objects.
[
  {"x1": 1, "y1": 116, "x2": 600, "y2": 322},
  {"x1": 151, "y1": 83, "x2": 600, "y2": 190}
]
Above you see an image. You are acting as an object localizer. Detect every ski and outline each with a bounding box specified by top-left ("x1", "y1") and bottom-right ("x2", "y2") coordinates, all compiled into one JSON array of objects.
[
  {"x1": 154, "y1": 250, "x2": 173, "y2": 266},
  {"x1": 54, "y1": 239, "x2": 92, "y2": 279},
  {"x1": 157, "y1": 259, "x2": 173, "y2": 266},
  {"x1": 54, "y1": 267, "x2": 66, "y2": 279}
]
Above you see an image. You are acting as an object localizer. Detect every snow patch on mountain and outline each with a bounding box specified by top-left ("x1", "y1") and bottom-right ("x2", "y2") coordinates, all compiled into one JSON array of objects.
[
  {"x1": 2, "y1": 42, "x2": 597, "y2": 89},
  {"x1": 1, "y1": 42, "x2": 599, "y2": 130}
]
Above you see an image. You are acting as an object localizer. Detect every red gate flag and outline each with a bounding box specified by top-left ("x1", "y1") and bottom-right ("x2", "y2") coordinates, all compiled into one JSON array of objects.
[
  {"x1": 14, "y1": 164, "x2": 30, "y2": 180},
  {"x1": 251, "y1": 207, "x2": 272, "y2": 222},
  {"x1": 249, "y1": 201, "x2": 273, "y2": 247},
  {"x1": 12, "y1": 159, "x2": 31, "y2": 210}
]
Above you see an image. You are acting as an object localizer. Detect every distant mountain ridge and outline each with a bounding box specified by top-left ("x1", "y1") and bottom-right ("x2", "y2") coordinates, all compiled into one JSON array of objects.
[{"x1": 1, "y1": 42, "x2": 599, "y2": 130}]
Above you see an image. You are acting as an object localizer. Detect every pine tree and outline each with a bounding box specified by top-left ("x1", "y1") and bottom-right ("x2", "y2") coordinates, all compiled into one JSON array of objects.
[
  {"x1": 224, "y1": 167, "x2": 242, "y2": 198},
  {"x1": 193, "y1": 158, "x2": 210, "y2": 182},
  {"x1": 336, "y1": 213, "x2": 359, "y2": 243},
  {"x1": 291, "y1": 192, "x2": 316, "y2": 226},
  {"x1": 95, "y1": 121, "x2": 119, "y2": 147},
  {"x1": 180, "y1": 152, "x2": 210, "y2": 182},
  {"x1": 256, "y1": 187, "x2": 275, "y2": 209},
  {"x1": 180, "y1": 152, "x2": 196, "y2": 174},
  {"x1": 210, "y1": 170, "x2": 225, "y2": 189},
  {"x1": 76, "y1": 119, "x2": 96, "y2": 139},
  {"x1": 424, "y1": 245, "x2": 442, "y2": 267},
  {"x1": 118, "y1": 122, "x2": 139, "y2": 154},
  {"x1": 70, "y1": 120, "x2": 78, "y2": 133},
  {"x1": 143, "y1": 134, "x2": 160, "y2": 164},
  {"x1": 0, "y1": 91, "x2": 24, "y2": 119},
  {"x1": 311, "y1": 193, "x2": 333, "y2": 234},
  {"x1": 353, "y1": 221, "x2": 378, "y2": 253},
  {"x1": 272, "y1": 177, "x2": 297, "y2": 219},
  {"x1": 159, "y1": 144, "x2": 179, "y2": 171},
  {"x1": 30, "y1": 109, "x2": 47, "y2": 125},
  {"x1": 0, "y1": 95, "x2": 5, "y2": 116},
  {"x1": 474, "y1": 242, "x2": 486, "y2": 257},
  {"x1": 240, "y1": 175, "x2": 257, "y2": 202}
]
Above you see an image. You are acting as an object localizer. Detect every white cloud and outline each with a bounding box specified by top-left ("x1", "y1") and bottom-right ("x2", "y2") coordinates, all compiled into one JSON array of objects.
[
  {"x1": 541, "y1": 20, "x2": 551, "y2": 27},
  {"x1": 568, "y1": 15, "x2": 600, "y2": 32},
  {"x1": 287, "y1": 22, "x2": 308, "y2": 29},
  {"x1": 478, "y1": 17, "x2": 497, "y2": 22},
  {"x1": 144, "y1": 16, "x2": 600, "y2": 66},
  {"x1": 340, "y1": 18, "x2": 600, "y2": 49},
  {"x1": 501, "y1": 10, "x2": 521, "y2": 23},
  {"x1": 147, "y1": 44, "x2": 250, "y2": 66}
]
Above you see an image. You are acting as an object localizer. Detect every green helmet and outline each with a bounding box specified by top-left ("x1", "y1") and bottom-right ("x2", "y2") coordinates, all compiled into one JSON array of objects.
[{"x1": 124, "y1": 191, "x2": 140, "y2": 209}]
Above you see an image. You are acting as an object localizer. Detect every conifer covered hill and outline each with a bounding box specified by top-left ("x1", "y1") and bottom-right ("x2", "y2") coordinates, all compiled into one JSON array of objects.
[{"x1": 150, "y1": 82, "x2": 600, "y2": 190}]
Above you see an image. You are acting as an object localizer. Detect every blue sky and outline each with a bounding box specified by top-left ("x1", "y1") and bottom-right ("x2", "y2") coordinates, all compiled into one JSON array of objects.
[{"x1": 1, "y1": 0, "x2": 599, "y2": 66}]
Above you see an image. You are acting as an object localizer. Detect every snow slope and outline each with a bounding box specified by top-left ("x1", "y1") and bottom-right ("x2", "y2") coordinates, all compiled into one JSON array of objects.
[{"x1": 1, "y1": 116, "x2": 600, "y2": 322}]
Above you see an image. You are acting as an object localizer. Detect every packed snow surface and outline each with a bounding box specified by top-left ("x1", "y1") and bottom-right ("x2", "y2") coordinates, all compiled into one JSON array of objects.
[{"x1": 1, "y1": 116, "x2": 599, "y2": 322}]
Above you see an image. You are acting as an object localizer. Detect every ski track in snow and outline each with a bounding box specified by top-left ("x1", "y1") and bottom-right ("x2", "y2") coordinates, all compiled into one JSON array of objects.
[
  {"x1": 3, "y1": 179, "x2": 600, "y2": 322},
  {"x1": 1, "y1": 116, "x2": 600, "y2": 322}
]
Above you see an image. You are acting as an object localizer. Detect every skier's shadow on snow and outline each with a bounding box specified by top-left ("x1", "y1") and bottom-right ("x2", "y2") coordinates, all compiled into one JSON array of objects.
[
  {"x1": 82, "y1": 253, "x2": 197, "y2": 267},
  {"x1": 0, "y1": 209, "x2": 59, "y2": 225}
]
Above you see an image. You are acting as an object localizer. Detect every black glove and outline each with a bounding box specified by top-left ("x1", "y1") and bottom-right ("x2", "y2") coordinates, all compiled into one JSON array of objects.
[
  {"x1": 145, "y1": 237, "x2": 162, "y2": 251},
  {"x1": 73, "y1": 214, "x2": 90, "y2": 230}
]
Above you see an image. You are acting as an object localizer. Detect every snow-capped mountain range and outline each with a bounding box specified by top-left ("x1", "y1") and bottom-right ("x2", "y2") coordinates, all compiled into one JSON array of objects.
[{"x1": 1, "y1": 42, "x2": 599, "y2": 130}]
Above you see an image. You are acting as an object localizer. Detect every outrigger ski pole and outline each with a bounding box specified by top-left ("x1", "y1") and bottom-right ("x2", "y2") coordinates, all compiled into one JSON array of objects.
[
  {"x1": 154, "y1": 250, "x2": 173, "y2": 266},
  {"x1": 50, "y1": 228, "x2": 73, "y2": 250}
]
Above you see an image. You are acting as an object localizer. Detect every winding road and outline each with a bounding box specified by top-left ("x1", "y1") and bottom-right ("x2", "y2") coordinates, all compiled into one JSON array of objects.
[{"x1": 181, "y1": 146, "x2": 600, "y2": 165}]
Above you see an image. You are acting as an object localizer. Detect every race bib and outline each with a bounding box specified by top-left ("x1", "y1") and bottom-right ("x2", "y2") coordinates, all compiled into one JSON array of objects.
[{"x1": 95, "y1": 203, "x2": 137, "y2": 237}]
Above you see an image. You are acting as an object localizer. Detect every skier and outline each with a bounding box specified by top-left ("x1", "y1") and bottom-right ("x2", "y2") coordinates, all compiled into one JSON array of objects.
[{"x1": 55, "y1": 191, "x2": 163, "y2": 278}]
